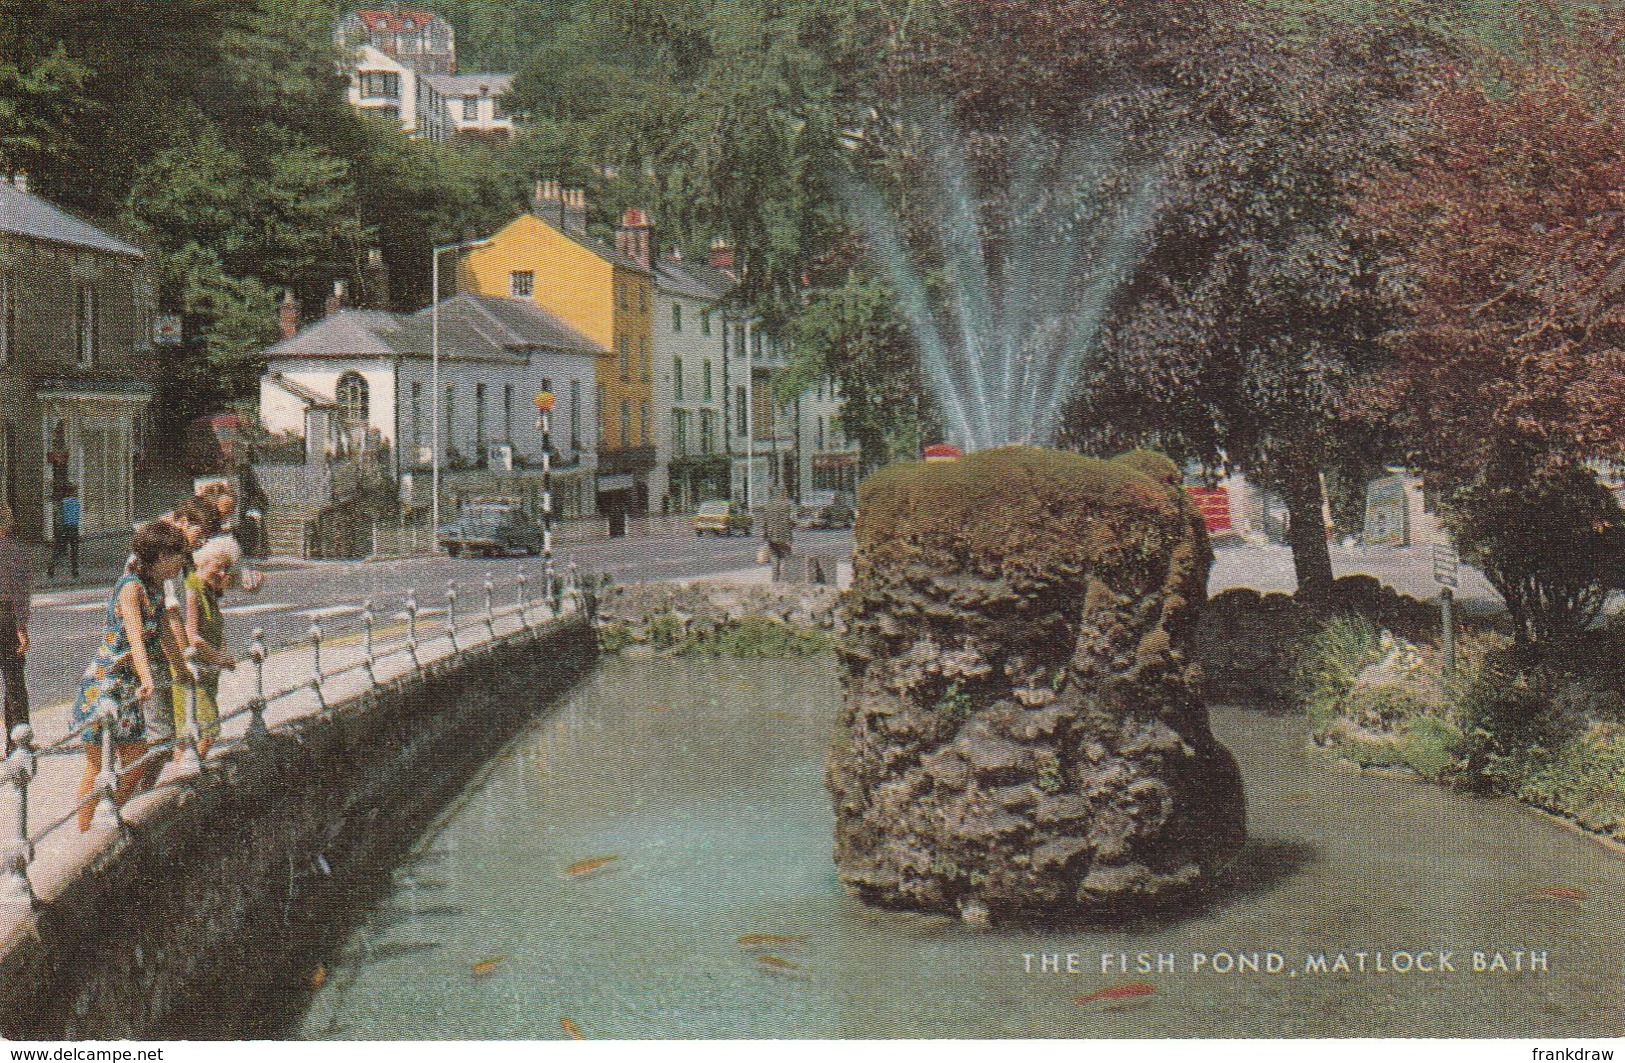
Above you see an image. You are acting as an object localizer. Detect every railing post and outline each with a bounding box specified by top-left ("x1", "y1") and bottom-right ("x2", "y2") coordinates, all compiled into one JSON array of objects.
[
  {"x1": 309, "y1": 622, "x2": 327, "y2": 711},
  {"x1": 564, "y1": 561, "x2": 578, "y2": 611},
  {"x1": 483, "y1": 574, "x2": 496, "y2": 641},
  {"x1": 176, "y1": 648, "x2": 203, "y2": 777},
  {"x1": 446, "y1": 580, "x2": 459, "y2": 654},
  {"x1": 362, "y1": 599, "x2": 377, "y2": 685},
  {"x1": 516, "y1": 572, "x2": 530, "y2": 630},
  {"x1": 248, "y1": 627, "x2": 269, "y2": 737},
  {"x1": 0, "y1": 724, "x2": 37, "y2": 908},
  {"x1": 406, "y1": 588, "x2": 421, "y2": 670},
  {"x1": 91, "y1": 701, "x2": 122, "y2": 831}
]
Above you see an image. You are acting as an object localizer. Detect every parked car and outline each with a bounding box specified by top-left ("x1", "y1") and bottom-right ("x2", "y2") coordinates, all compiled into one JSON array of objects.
[
  {"x1": 437, "y1": 499, "x2": 546, "y2": 557},
  {"x1": 798, "y1": 490, "x2": 856, "y2": 529},
  {"x1": 692, "y1": 499, "x2": 754, "y2": 537}
]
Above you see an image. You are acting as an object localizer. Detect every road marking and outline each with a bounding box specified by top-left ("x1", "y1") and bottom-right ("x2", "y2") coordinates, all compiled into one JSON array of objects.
[
  {"x1": 295, "y1": 605, "x2": 365, "y2": 620},
  {"x1": 222, "y1": 602, "x2": 296, "y2": 616},
  {"x1": 33, "y1": 590, "x2": 107, "y2": 608},
  {"x1": 47, "y1": 602, "x2": 111, "y2": 613}
]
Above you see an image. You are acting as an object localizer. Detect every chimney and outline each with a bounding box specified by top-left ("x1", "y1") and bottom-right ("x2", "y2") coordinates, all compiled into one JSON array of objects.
[
  {"x1": 708, "y1": 237, "x2": 735, "y2": 272},
  {"x1": 615, "y1": 208, "x2": 655, "y2": 270},
  {"x1": 9, "y1": 172, "x2": 27, "y2": 195},
  {"x1": 531, "y1": 179, "x2": 566, "y2": 229},
  {"x1": 361, "y1": 248, "x2": 391, "y2": 310},
  {"x1": 324, "y1": 280, "x2": 348, "y2": 317},
  {"x1": 562, "y1": 188, "x2": 587, "y2": 235},
  {"x1": 279, "y1": 291, "x2": 302, "y2": 340}
]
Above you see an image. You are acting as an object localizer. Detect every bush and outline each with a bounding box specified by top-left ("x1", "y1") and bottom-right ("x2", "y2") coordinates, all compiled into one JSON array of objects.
[{"x1": 1296, "y1": 614, "x2": 1385, "y2": 731}]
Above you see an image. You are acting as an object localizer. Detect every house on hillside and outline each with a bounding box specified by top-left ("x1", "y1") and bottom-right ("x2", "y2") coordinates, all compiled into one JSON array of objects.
[
  {"x1": 0, "y1": 175, "x2": 153, "y2": 544},
  {"x1": 259, "y1": 293, "x2": 605, "y2": 524},
  {"x1": 653, "y1": 251, "x2": 732, "y2": 510},
  {"x1": 336, "y1": 10, "x2": 514, "y2": 141}
]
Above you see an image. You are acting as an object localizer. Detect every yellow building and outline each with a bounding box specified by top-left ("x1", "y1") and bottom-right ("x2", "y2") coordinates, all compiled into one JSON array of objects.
[{"x1": 457, "y1": 182, "x2": 657, "y2": 514}]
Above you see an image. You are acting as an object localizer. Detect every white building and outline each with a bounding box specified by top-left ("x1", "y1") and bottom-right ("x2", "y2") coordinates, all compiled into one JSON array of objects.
[
  {"x1": 337, "y1": 11, "x2": 513, "y2": 142},
  {"x1": 259, "y1": 294, "x2": 606, "y2": 517},
  {"x1": 417, "y1": 74, "x2": 516, "y2": 143},
  {"x1": 653, "y1": 254, "x2": 731, "y2": 510}
]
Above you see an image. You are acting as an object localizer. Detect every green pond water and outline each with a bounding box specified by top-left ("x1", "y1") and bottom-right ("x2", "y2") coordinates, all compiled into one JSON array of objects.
[{"x1": 300, "y1": 655, "x2": 1625, "y2": 1039}]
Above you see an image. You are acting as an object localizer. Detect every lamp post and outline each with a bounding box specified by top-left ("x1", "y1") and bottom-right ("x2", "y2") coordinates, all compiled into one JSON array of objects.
[
  {"x1": 431, "y1": 237, "x2": 494, "y2": 541},
  {"x1": 534, "y1": 389, "x2": 557, "y2": 596}
]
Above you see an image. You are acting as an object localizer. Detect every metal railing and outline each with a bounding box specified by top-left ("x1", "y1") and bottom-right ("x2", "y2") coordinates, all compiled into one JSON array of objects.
[{"x1": 0, "y1": 565, "x2": 599, "y2": 910}]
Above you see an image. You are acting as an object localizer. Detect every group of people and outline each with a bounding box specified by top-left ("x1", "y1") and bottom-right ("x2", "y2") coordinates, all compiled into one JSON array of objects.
[{"x1": 0, "y1": 482, "x2": 262, "y2": 832}]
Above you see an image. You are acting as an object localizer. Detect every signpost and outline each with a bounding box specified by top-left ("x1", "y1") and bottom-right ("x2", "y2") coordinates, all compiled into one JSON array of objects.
[
  {"x1": 534, "y1": 390, "x2": 556, "y2": 601},
  {"x1": 1433, "y1": 543, "x2": 1459, "y2": 684}
]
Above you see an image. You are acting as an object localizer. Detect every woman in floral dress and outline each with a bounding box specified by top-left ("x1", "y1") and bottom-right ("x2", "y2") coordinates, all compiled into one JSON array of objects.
[{"x1": 75, "y1": 521, "x2": 190, "y2": 831}]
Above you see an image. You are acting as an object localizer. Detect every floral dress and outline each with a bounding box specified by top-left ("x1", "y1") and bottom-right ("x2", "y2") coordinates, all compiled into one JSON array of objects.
[{"x1": 72, "y1": 574, "x2": 162, "y2": 747}]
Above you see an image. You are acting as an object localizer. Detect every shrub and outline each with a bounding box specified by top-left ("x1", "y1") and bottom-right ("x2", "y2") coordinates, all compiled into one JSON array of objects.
[{"x1": 1296, "y1": 614, "x2": 1384, "y2": 731}]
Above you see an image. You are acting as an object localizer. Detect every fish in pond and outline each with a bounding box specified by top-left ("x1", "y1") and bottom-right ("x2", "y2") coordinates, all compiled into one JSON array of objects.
[
  {"x1": 650, "y1": 704, "x2": 672, "y2": 712},
  {"x1": 738, "y1": 934, "x2": 810, "y2": 947},
  {"x1": 472, "y1": 956, "x2": 507, "y2": 978},
  {"x1": 564, "y1": 856, "x2": 619, "y2": 877},
  {"x1": 310, "y1": 964, "x2": 327, "y2": 990},
  {"x1": 561, "y1": 1017, "x2": 585, "y2": 1040},
  {"x1": 757, "y1": 955, "x2": 802, "y2": 972},
  {"x1": 1076, "y1": 982, "x2": 1156, "y2": 1005},
  {"x1": 1531, "y1": 887, "x2": 1587, "y2": 901}
]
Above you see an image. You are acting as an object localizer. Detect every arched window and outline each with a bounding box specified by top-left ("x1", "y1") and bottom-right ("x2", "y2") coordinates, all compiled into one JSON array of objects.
[{"x1": 336, "y1": 372, "x2": 369, "y2": 425}]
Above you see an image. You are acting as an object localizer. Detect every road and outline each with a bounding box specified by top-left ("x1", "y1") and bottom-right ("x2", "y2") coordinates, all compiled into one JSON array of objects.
[{"x1": 16, "y1": 531, "x2": 1499, "y2": 713}]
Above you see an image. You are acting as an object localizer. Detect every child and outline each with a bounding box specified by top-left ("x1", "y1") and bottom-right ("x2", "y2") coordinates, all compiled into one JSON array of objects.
[{"x1": 171, "y1": 536, "x2": 239, "y2": 760}]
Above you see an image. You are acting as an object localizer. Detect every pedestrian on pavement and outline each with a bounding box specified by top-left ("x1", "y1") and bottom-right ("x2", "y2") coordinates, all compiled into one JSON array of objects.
[
  {"x1": 47, "y1": 484, "x2": 80, "y2": 580},
  {"x1": 762, "y1": 489, "x2": 796, "y2": 582},
  {"x1": 0, "y1": 505, "x2": 30, "y2": 754},
  {"x1": 171, "y1": 536, "x2": 239, "y2": 761},
  {"x1": 74, "y1": 521, "x2": 190, "y2": 832}
]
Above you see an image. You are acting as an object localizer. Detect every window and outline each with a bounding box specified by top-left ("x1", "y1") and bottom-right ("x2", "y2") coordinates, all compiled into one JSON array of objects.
[
  {"x1": 617, "y1": 280, "x2": 627, "y2": 311},
  {"x1": 504, "y1": 384, "x2": 514, "y2": 441},
  {"x1": 816, "y1": 416, "x2": 825, "y2": 450},
  {"x1": 672, "y1": 303, "x2": 682, "y2": 332},
  {"x1": 595, "y1": 383, "x2": 606, "y2": 444},
  {"x1": 475, "y1": 382, "x2": 487, "y2": 451},
  {"x1": 76, "y1": 284, "x2": 97, "y2": 367},
  {"x1": 736, "y1": 385, "x2": 747, "y2": 435},
  {"x1": 410, "y1": 382, "x2": 423, "y2": 447},
  {"x1": 674, "y1": 409, "x2": 689, "y2": 456},
  {"x1": 571, "y1": 380, "x2": 582, "y2": 450},
  {"x1": 639, "y1": 285, "x2": 648, "y2": 313},
  {"x1": 336, "y1": 372, "x2": 370, "y2": 425},
  {"x1": 492, "y1": 95, "x2": 508, "y2": 121},
  {"x1": 620, "y1": 399, "x2": 631, "y2": 448},
  {"x1": 701, "y1": 310, "x2": 711, "y2": 336},
  {"x1": 700, "y1": 410, "x2": 715, "y2": 455},
  {"x1": 640, "y1": 402, "x2": 651, "y2": 445},
  {"x1": 618, "y1": 336, "x2": 630, "y2": 381},
  {"x1": 445, "y1": 384, "x2": 456, "y2": 450},
  {"x1": 359, "y1": 71, "x2": 401, "y2": 99},
  {"x1": 673, "y1": 358, "x2": 684, "y2": 402},
  {"x1": 703, "y1": 361, "x2": 713, "y2": 402},
  {"x1": 510, "y1": 271, "x2": 533, "y2": 298},
  {"x1": 640, "y1": 338, "x2": 650, "y2": 381},
  {"x1": 462, "y1": 95, "x2": 479, "y2": 120}
]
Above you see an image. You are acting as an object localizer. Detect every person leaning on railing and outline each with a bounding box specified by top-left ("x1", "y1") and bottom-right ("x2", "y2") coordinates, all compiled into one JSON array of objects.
[
  {"x1": 170, "y1": 535, "x2": 239, "y2": 760},
  {"x1": 74, "y1": 521, "x2": 190, "y2": 832}
]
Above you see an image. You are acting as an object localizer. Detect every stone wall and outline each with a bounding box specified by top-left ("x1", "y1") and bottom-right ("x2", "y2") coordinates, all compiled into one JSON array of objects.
[{"x1": 0, "y1": 617, "x2": 597, "y2": 1040}]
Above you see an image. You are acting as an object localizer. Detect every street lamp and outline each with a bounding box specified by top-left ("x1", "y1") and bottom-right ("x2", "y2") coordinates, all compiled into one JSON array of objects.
[
  {"x1": 431, "y1": 236, "x2": 494, "y2": 543},
  {"x1": 533, "y1": 389, "x2": 557, "y2": 598}
]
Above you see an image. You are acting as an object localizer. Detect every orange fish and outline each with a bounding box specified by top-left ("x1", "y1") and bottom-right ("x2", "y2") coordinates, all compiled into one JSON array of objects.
[
  {"x1": 564, "y1": 856, "x2": 619, "y2": 877},
  {"x1": 560, "y1": 1017, "x2": 585, "y2": 1040},
  {"x1": 1076, "y1": 982, "x2": 1156, "y2": 1005},
  {"x1": 651, "y1": 704, "x2": 672, "y2": 712},
  {"x1": 757, "y1": 955, "x2": 803, "y2": 972},
  {"x1": 310, "y1": 964, "x2": 327, "y2": 990},
  {"x1": 1532, "y1": 887, "x2": 1587, "y2": 901},
  {"x1": 472, "y1": 956, "x2": 507, "y2": 978},
  {"x1": 738, "y1": 933, "x2": 810, "y2": 947}
]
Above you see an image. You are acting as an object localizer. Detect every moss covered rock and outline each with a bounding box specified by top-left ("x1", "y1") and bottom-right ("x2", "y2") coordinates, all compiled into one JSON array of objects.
[{"x1": 829, "y1": 446, "x2": 1246, "y2": 919}]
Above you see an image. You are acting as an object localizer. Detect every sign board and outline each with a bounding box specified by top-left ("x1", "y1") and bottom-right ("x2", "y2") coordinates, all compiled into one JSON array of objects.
[
  {"x1": 1186, "y1": 486, "x2": 1232, "y2": 533},
  {"x1": 1432, "y1": 543, "x2": 1459, "y2": 589}
]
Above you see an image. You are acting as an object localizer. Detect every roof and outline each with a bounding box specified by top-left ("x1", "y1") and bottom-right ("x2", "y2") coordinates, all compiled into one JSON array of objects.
[
  {"x1": 265, "y1": 373, "x2": 335, "y2": 408},
  {"x1": 351, "y1": 10, "x2": 448, "y2": 32},
  {"x1": 422, "y1": 73, "x2": 514, "y2": 97},
  {"x1": 656, "y1": 256, "x2": 737, "y2": 302},
  {"x1": 0, "y1": 182, "x2": 144, "y2": 259},
  {"x1": 264, "y1": 296, "x2": 607, "y2": 362}
]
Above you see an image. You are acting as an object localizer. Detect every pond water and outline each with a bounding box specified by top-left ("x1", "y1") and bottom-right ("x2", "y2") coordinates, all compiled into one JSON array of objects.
[{"x1": 300, "y1": 655, "x2": 1625, "y2": 1040}]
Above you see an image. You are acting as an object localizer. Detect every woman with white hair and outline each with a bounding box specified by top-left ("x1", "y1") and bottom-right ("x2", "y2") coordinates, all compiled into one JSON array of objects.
[{"x1": 170, "y1": 535, "x2": 240, "y2": 760}]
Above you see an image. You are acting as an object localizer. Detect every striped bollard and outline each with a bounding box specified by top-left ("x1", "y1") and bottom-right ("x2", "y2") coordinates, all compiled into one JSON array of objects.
[
  {"x1": 516, "y1": 572, "x2": 531, "y2": 630},
  {"x1": 362, "y1": 599, "x2": 378, "y2": 685},
  {"x1": 483, "y1": 574, "x2": 497, "y2": 641},
  {"x1": 248, "y1": 628, "x2": 269, "y2": 738},
  {"x1": 0, "y1": 724, "x2": 37, "y2": 908},
  {"x1": 309, "y1": 623, "x2": 327, "y2": 711},
  {"x1": 91, "y1": 701, "x2": 122, "y2": 830},
  {"x1": 446, "y1": 581, "x2": 460, "y2": 654},
  {"x1": 406, "y1": 589, "x2": 421, "y2": 670}
]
